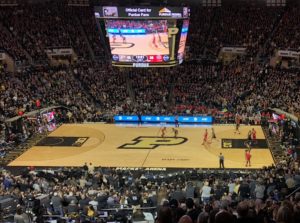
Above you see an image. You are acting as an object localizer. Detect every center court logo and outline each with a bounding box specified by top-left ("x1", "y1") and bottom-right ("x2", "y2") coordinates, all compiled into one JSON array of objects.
[
  {"x1": 119, "y1": 136, "x2": 187, "y2": 149},
  {"x1": 159, "y1": 7, "x2": 172, "y2": 16}
]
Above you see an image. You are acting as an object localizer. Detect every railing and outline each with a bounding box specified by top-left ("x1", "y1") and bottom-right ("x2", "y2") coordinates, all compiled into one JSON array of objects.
[
  {"x1": 42, "y1": 206, "x2": 157, "y2": 222},
  {"x1": 286, "y1": 185, "x2": 300, "y2": 199}
]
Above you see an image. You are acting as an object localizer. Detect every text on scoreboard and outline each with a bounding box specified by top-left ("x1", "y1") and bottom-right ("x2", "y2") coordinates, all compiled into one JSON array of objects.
[{"x1": 95, "y1": 6, "x2": 190, "y2": 19}]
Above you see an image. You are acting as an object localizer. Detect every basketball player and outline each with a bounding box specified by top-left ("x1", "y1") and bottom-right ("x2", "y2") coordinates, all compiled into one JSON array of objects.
[
  {"x1": 211, "y1": 128, "x2": 217, "y2": 141},
  {"x1": 172, "y1": 128, "x2": 178, "y2": 138},
  {"x1": 158, "y1": 33, "x2": 162, "y2": 44},
  {"x1": 219, "y1": 153, "x2": 225, "y2": 169},
  {"x1": 162, "y1": 22, "x2": 167, "y2": 33},
  {"x1": 161, "y1": 127, "x2": 167, "y2": 138},
  {"x1": 122, "y1": 36, "x2": 126, "y2": 44},
  {"x1": 137, "y1": 113, "x2": 142, "y2": 126},
  {"x1": 234, "y1": 113, "x2": 241, "y2": 134},
  {"x1": 251, "y1": 128, "x2": 257, "y2": 143},
  {"x1": 245, "y1": 141, "x2": 252, "y2": 152},
  {"x1": 152, "y1": 33, "x2": 158, "y2": 48},
  {"x1": 247, "y1": 130, "x2": 252, "y2": 141},
  {"x1": 202, "y1": 129, "x2": 208, "y2": 145},
  {"x1": 112, "y1": 34, "x2": 116, "y2": 43},
  {"x1": 174, "y1": 116, "x2": 179, "y2": 128},
  {"x1": 245, "y1": 150, "x2": 252, "y2": 167}
]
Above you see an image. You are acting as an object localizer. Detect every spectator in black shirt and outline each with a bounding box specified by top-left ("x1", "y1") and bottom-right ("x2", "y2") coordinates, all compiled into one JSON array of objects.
[
  {"x1": 186, "y1": 198, "x2": 201, "y2": 223},
  {"x1": 239, "y1": 180, "x2": 250, "y2": 200}
]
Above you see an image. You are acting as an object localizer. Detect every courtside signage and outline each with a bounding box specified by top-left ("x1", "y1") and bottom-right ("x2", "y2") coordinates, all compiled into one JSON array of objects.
[{"x1": 114, "y1": 115, "x2": 212, "y2": 123}]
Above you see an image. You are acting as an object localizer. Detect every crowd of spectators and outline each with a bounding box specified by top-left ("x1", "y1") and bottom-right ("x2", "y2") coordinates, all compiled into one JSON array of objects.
[
  {"x1": 1, "y1": 57, "x2": 299, "y2": 132},
  {"x1": 74, "y1": 7, "x2": 106, "y2": 58},
  {"x1": 73, "y1": 62, "x2": 131, "y2": 115},
  {"x1": 0, "y1": 156, "x2": 299, "y2": 222},
  {"x1": 0, "y1": 24, "x2": 27, "y2": 63},
  {"x1": 0, "y1": 2, "x2": 299, "y2": 223},
  {"x1": 0, "y1": 2, "x2": 91, "y2": 62},
  {"x1": 0, "y1": 66, "x2": 100, "y2": 121},
  {"x1": 187, "y1": 7, "x2": 214, "y2": 57},
  {"x1": 206, "y1": 7, "x2": 283, "y2": 57},
  {"x1": 171, "y1": 59, "x2": 300, "y2": 119},
  {"x1": 270, "y1": 7, "x2": 300, "y2": 52},
  {"x1": 0, "y1": 3, "x2": 299, "y2": 63},
  {"x1": 128, "y1": 68, "x2": 175, "y2": 115},
  {"x1": 237, "y1": 67, "x2": 300, "y2": 117}
]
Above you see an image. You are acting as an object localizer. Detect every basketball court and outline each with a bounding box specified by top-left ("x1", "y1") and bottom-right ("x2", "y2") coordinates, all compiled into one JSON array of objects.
[{"x1": 8, "y1": 124, "x2": 275, "y2": 169}]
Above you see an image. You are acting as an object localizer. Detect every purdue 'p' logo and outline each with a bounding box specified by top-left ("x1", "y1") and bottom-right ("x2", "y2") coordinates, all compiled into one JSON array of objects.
[
  {"x1": 119, "y1": 136, "x2": 187, "y2": 149},
  {"x1": 168, "y1": 27, "x2": 179, "y2": 37}
]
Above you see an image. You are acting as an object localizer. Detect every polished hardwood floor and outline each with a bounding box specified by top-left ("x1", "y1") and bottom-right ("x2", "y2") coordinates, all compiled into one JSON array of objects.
[{"x1": 9, "y1": 124, "x2": 275, "y2": 169}]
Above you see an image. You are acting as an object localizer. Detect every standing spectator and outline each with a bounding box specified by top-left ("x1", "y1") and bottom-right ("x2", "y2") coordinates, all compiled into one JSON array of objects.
[
  {"x1": 51, "y1": 192, "x2": 63, "y2": 216},
  {"x1": 239, "y1": 180, "x2": 250, "y2": 200},
  {"x1": 200, "y1": 181, "x2": 211, "y2": 204},
  {"x1": 186, "y1": 181, "x2": 195, "y2": 199},
  {"x1": 254, "y1": 179, "x2": 265, "y2": 200},
  {"x1": 171, "y1": 185, "x2": 186, "y2": 203}
]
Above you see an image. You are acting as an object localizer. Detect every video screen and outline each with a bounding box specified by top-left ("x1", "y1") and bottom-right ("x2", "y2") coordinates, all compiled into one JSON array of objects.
[
  {"x1": 42, "y1": 111, "x2": 56, "y2": 132},
  {"x1": 106, "y1": 19, "x2": 170, "y2": 63},
  {"x1": 43, "y1": 111, "x2": 55, "y2": 122},
  {"x1": 177, "y1": 20, "x2": 189, "y2": 63}
]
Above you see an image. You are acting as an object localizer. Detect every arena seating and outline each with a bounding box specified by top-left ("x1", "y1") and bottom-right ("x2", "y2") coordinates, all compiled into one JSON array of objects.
[
  {"x1": 206, "y1": 6, "x2": 284, "y2": 57},
  {"x1": 74, "y1": 7, "x2": 105, "y2": 58},
  {"x1": 0, "y1": 24, "x2": 27, "y2": 62},
  {"x1": 73, "y1": 62, "x2": 131, "y2": 114},
  {"x1": 271, "y1": 7, "x2": 300, "y2": 51},
  {"x1": 1, "y1": 152, "x2": 300, "y2": 222},
  {"x1": 0, "y1": 2, "x2": 91, "y2": 62},
  {"x1": 0, "y1": 3, "x2": 298, "y2": 61},
  {"x1": 0, "y1": 1, "x2": 300, "y2": 222},
  {"x1": 0, "y1": 67, "x2": 96, "y2": 120},
  {"x1": 1, "y1": 59, "x2": 299, "y2": 129}
]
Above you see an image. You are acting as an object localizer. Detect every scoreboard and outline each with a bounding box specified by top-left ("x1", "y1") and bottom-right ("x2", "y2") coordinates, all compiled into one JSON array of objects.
[{"x1": 94, "y1": 6, "x2": 190, "y2": 67}]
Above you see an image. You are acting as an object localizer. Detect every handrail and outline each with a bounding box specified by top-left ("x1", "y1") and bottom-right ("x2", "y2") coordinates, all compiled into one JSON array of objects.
[
  {"x1": 286, "y1": 185, "x2": 300, "y2": 199},
  {"x1": 101, "y1": 206, "x2": 157, "y2": 211}
]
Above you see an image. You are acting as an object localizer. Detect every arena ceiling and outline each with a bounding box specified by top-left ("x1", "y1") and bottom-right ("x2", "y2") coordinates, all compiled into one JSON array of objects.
[{"x1": 1, "y1": 0, "x2": 299, "y2": 6}]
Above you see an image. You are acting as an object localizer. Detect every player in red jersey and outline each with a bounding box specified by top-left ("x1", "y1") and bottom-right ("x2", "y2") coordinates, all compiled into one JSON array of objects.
[
  {"x1": 162, "y1": 23, "x2": 167, "y2": 33},
  {"x1": 158, "y1": 33, "x2": 162, "y2": 44},
  {"x1": 202, "y1": 129, "x2": 208, "y2": 145},
  {"x1": 245, "y1": 150, "x2": 252, "y2": 167},
  {"x1": 152, "y1": 33, "x2": 158, "y2": 48},
  {"x1": 112, "y1": 34, "x2": 116, "y2": 43}
]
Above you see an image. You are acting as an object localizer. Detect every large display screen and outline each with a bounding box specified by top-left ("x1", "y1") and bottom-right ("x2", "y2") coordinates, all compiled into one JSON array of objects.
[
  {"x1": 177, "y1": 20, "x2": 189, "y2": 64},
  {"x1": 94, "y1": 6, "x2": 190, "y2": 67},
  {"x1": 106, "y1": 19, "x2": 170, "y2": 64}
]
